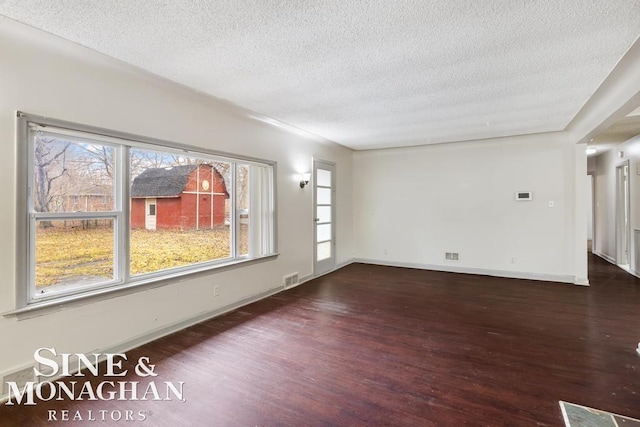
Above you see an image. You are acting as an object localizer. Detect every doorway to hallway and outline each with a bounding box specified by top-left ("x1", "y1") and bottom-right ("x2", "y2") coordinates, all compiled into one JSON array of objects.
[{"x1": 615, "y1": 161, "x2": 630, "y2": 270}]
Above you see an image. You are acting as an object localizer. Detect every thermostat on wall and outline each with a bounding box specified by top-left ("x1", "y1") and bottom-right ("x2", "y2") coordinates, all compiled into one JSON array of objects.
[{"x1": 515, "y1": 192, "x2": 533, "y2": 201}]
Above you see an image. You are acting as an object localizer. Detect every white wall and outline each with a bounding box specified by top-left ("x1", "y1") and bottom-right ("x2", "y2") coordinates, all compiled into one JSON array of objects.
[
  {"x1": 593, "y1": 136, "x2": 640, "y2": 273},
  {"x1": 594, "y1": 149, "x2": 617, "y2": 261},
  {"x1": 353, "y1": 133, "x2": 587, "y2": 284},
  {"x1": 587, "y1": 156, "x2": 596, "y2": 244},
  {"x1": 0, "y1": 19, "x2": 353, "y2": 377},
  {"x1": 587, "y1": 174, "x2": 594, "y2": 241}
]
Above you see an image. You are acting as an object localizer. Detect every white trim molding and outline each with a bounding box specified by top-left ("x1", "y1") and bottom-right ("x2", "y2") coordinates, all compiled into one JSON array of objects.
[
  {"x1": 352, "y1": 258, "x2": 578, "y2": 285},
  {"x1": 593, "y1": 250, "x2": 616, "y2": 264},
  {"x1": 594, "y1": 251, "x2": 640, "y2": 280}
]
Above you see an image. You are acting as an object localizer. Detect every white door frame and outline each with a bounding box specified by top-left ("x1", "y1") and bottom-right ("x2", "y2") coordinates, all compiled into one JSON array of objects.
[
  {"x1": 587, "y1": 172, "x2": 595, "y2": 253},
  {"x1": 313, "y1": 159, "x2": 336, "y2": 276},
  {"x1": 615, "y1": 161, "x2": 630, "y2": 268}
]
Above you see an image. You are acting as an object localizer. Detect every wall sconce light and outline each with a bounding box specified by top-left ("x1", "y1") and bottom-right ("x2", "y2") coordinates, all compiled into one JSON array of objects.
[{"x1": 299, "y1": 173, "x2": 311, "y2": 188}]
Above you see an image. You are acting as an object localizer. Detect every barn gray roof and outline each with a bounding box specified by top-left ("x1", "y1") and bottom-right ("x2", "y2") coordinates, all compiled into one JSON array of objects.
[{"x1": 131, "y1": 165, "x2": 197, "y2": 198}]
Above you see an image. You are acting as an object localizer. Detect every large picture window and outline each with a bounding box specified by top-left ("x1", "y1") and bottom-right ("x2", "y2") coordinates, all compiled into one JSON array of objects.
[{"x1": 18, "y1": 113, "x2": 276, "y2": 308}]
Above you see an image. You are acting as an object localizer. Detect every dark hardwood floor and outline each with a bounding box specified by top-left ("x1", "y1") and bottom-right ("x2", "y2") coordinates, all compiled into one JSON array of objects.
[{"x1": 2, "y1": 254, "x2": 640, "y2": 426}]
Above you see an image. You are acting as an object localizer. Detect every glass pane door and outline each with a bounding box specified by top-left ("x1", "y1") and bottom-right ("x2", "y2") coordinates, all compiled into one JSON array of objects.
[{"x1": 313, "y1": 160, "x2": 336, "y2": 275}]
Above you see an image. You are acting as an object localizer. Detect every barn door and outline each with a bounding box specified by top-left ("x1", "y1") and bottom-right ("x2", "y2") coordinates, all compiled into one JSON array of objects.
[
  {"x1": 145, "y1": 198, "x2": 157, "y2": 230},
  {"x1": 313, "y1": 160, "x2": 336, "y2": 275}
]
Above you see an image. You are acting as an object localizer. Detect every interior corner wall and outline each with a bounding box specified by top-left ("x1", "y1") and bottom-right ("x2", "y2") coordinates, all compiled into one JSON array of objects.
[
  {"x1": 587, "y1": 155, "x2": 597, "y2": 173},
  {"x1": 593, "y1": 135, "x2": 640, "y2": 274},
  {"x1": 353, "y1": 133, "x2": 583, "y2": 283},
  {"x1": 594, "y1": 149, "x2": 617, "y2": 262},
  {"x1": 0, "y1": 19, "x2": 353, "y2": 376},
  {"x1": 573, "y1": 143, "x2": 588, "y2": 285}
]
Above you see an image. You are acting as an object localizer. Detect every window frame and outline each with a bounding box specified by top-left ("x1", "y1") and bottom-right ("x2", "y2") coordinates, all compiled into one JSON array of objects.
[{"x1": 14, "y1": 112, "x2": 278, "y2": 312}]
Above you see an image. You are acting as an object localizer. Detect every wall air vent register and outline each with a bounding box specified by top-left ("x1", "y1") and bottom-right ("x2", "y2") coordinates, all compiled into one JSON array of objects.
[{"x1": 515, "y1": 192, "x2": 533, "y2": 201}]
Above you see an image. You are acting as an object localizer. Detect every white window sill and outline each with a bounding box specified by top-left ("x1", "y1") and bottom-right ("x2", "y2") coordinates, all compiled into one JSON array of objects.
[{"x1": 4, "y1": 253, "x2": 279, "y2": 319}]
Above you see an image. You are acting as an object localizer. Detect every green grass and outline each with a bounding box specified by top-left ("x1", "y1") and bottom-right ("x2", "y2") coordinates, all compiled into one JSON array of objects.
[{"x1": 35, "y1": 226, "x2": 246, "y2": 288}]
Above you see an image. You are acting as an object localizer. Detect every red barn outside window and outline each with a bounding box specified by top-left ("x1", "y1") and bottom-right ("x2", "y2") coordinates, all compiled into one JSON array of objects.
[{"x1": 130, "y1": 164, "x2": 229, "y2": 230}]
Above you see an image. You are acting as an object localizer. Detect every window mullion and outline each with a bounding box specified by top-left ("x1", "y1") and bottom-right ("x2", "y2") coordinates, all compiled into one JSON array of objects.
[
  {"x1": 231, "y1": 162, "x2": 237, "y2": 259},
  {"x1": 266, "y1": 166, "x2": 276, "y2": 254},
  {"x1": 24, "y1": 122, "x2": 36, "y2": 305},
  {"x1": 27, "y1": 210, "x2": 36, "y2": 303},
  {"x1": 249, "y1": 165, "x2": 259, "y2": 258},
  {"x1": 119, "y1": 146, "x2": 130, "y2": 283}
]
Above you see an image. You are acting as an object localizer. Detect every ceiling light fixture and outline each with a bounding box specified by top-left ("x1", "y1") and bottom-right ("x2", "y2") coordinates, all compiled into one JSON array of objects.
[{"x1": 586, "y1": 147, "x2": 596, "y2": 155}]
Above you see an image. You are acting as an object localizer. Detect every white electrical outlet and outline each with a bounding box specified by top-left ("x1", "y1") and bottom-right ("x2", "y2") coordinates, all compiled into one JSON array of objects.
[{"x1": 213, "y1": 285, "x2": 220, "y2": 297}]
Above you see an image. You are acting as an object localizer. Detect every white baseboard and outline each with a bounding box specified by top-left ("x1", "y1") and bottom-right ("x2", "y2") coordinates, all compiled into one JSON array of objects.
[
  {"x1": 573, "y1": 277, "x2": 590, "y2": 286},
  {"x1": 593, "y1": 251, "x2": 616, "y2": 264},
  {"x1": 337, "y1": 259, "x2": 355, "y2": 269},
  {"x1": 102, "y1": 286, "x2": 285, "y2": 357},
  {"x1": 352, "y1": 258, "x2": 577, "y2": 284},
  {"x1": 593, "y1": 251, "x2": 640, "y2": 279},
  {"x1": 284, "y1": 274, "x2": 312, "y2": 289},
  {"x1": 284, "y1": 259, "x2": 356, "y2": 290}
]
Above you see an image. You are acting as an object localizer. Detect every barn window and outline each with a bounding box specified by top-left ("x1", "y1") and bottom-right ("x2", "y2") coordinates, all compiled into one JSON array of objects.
[{"x1": 16, "y1": 113, "x2": 276, "y2": 309}]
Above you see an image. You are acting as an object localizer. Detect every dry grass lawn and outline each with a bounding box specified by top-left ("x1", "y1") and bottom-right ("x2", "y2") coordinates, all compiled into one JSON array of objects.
[{"x1": 35, "y1": 226, "x2": 244, "y2": 288}]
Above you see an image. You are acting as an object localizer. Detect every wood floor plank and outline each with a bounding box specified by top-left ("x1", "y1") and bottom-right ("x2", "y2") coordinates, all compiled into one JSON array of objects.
[{"x1": 1, "y1": 254, "x2": 639, "y2": 426}]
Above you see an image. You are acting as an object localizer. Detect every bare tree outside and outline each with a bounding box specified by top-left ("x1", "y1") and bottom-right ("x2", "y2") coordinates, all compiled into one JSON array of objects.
[
  {"x1": 79, "y1": 144, "x2": 113, "y2": 178},
  {"x1": 33, "y1": 136, "x2": 116, "y2": 220},
  {"x1": 33, "y1": 137, "x2": 71, "y2": 222}
]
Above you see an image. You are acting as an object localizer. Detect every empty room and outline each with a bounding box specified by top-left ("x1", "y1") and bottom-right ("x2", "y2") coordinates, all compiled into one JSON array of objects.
[{"x1": 1, "y1": 1, "x2": 640, "y2": 426}]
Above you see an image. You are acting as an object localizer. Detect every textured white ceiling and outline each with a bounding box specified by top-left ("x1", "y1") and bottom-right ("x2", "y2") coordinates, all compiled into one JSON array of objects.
[{"x1": 1, "y1": 1, "x2": 640, "y2": 150}]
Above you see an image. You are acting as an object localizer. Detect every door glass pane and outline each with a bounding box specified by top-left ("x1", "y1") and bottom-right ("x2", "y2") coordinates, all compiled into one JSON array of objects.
[
  {"x1": 34, "y1": 219, "x2": 114, "y2": 292},
  {"x1": 317, "y1": 241, "x2": 331, "y2": 261},
  {"x1": 317, "y1": 206, "x2": 331, "y2": 224},
  {"x1": 317, "y1": 169, "x2": 331, "y2": 187},
  {"x1": 317, "y1": 223, "x2": 331, "y2": 242},
  {"x1": 317, "y1": 187, "x2": 331, "y2": 205}
]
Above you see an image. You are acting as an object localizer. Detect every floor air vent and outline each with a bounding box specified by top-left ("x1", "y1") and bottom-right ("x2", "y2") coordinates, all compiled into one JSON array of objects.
[
  {"x1": 445, "y1": 252, "x2": 460, "y2": 261},
  {"x1": 283, "y1": 273, "x2": 299, "y2": 288}
]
